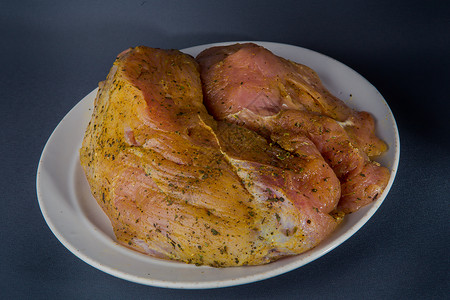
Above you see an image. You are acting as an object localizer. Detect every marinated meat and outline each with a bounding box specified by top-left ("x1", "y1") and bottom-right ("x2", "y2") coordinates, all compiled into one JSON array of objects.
[
  {"x1": 80, "y1": 46, "x2": 343, "y2": 267},
  {"x1": 197, "y1": 43, "x2": 390, "y2": 213},
  {"x1": 197, "y1": 43, "x2": 387, "y2": 157}
]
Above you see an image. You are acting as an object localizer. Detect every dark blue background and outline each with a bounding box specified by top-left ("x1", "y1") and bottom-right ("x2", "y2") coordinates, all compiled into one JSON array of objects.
[{"x1": 1, "y1": 1, "x2": 449, "y2": 298}]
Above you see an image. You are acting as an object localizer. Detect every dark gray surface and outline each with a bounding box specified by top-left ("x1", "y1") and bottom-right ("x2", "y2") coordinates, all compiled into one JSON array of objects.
[{"x1": 1, "y1": 0, "x2": 449, "y2": 298}]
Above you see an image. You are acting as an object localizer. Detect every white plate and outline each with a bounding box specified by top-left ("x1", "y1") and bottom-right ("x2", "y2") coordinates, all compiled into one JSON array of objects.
[{"x1": 36, "y1": 41, "x2": 400, "y2": 289}]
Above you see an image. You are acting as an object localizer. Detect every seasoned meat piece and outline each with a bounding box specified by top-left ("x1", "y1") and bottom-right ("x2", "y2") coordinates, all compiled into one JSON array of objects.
[
  {"x1": 80, "y1": 46, "x2": 343, "y2": 267},
  {"x1": 197, "y1": 43, "x2": 390, "y2": 213},
  {"x1": 196, "y1": 42, "x2": 387, "y2": 157}
]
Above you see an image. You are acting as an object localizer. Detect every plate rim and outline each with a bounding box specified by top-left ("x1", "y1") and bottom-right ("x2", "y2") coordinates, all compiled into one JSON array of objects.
[{"x1": 36, "y1": 41, "x2": 400, "y2": 289}]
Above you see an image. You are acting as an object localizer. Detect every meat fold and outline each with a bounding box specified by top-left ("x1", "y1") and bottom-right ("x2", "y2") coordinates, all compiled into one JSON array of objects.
[
  {"x1": 80, "y1": 46, "x2": 343, "y2": 267},
  {"x1": 197, "y1": 43, "x2": 390, "y2": 213}
]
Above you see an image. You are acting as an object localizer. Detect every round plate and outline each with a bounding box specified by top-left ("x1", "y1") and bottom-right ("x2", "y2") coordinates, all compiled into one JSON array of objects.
[{"x1": 36, "y1": 41, "x2": 400, "y2": 289}]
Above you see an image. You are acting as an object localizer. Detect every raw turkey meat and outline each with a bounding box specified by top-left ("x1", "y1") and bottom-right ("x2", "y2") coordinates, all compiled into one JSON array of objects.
[
  {"x1": 197, "y1": 43, "x2": 390, "y2": 213},
  {"x1": 80, "y1": 46, "x2": 344, "y2": 267}
]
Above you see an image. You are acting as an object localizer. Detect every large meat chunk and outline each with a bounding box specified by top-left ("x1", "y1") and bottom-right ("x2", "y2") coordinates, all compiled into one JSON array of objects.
[
  {"x1": 197, "y1": 43, "x2": 390, "y2": 213},
  {"x1": 80, "y1": 46, "x2": 343, "y2": 267}
]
